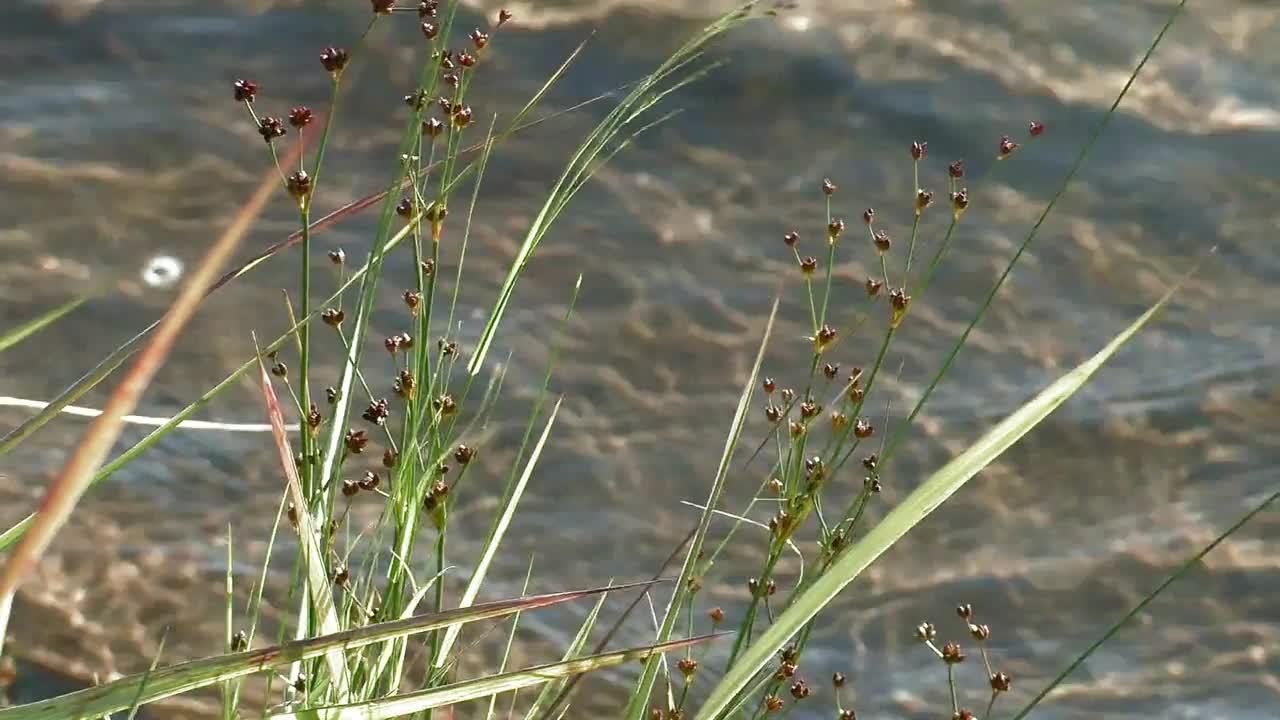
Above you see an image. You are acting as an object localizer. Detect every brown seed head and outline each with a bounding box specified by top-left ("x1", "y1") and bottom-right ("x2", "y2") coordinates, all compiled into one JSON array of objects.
[
  {"x1": 764, "y1": 404, "x2": 782, "y2": 423},
  {"x1": 941, "y1": 641, "x2": 965, "y2": 664},
  {"x1": 768, "y1": 477, "x2": 784, "y2": 495},
  {"x1": 1029, "y1": 120, "x2": 1046, "y2": 137},
  {"x1": 765, "y1": 696, "x2": 784, "y2": 712},
  {"x1": 821, "y1": 177, "x2": 836, "y2": 196},
  {"x1": 383, "y1": 449, "x2": 399, "y2": 468},
  {"x1": 319, "y1": 46, "x2": 349, "y2": 74},
  {"x1": 288, "y1": 106, "x2": 313, "y2": 128},
  {"x1": 970, "y1": 623, "x2": 991, "y2": 642},
  {"x1": 865, "y1": 278, "x2": 882, "y2": 297},
  {"x1": 915, "y1": 622, "x2": 937, "y2": 642},
  {"x1": 231, "y1": 630, "x2": 248, "y2": 652},
  {"x1": 762, "y1": 377, "x2": 776, "y2": 394},
  {"x1": 862, "y1": 453, "x2": 878, "y2": 471},
  {"x1": 371, "y1": 0, "x2": 394, "y2": 15},
  {"x1": 708, "y1": 606, "x2": 725, "y2": 624},
  {"x1": 396, "y1": 197, "x2": 414, "y2": 218},
  {"x1": 952, "y1": 188, "x2": 969, "y2": 216},
  {"x1": 911, "y1": 140, "x2": 927, "y2": 160},
  {"x1": 832, "y1": 672, "x2": 846, "y2": 688},
  {"x1": 822, "y1": 362, "x2": 839, "y2": 380},
  {"x1": 498, "y1": 8, "x2": 513, "y2": 24},
  {"x1": 953, "y1": 712, "x2": 974, "y2": 720},
  {"x1": 286, "y1": 170, "x2": 312, "y2": 201},
  {"x1": 258, "y1": 116, "x2": 286, "y2": 142},
  {"x1": 326, "y1": 386, "x2": 339, "y2": 404},
  {"x1": 418, "y1": 0, "x2": 438, "y2": 18},
  {"x1": 830, "y1": 411, "x2": 848, "y2": 431},
  {"x1": 362, "y1": 398, "x2": 390, "y2": 426},
  {"x1": 469, "y1": 29, "x2": 489, "y2": 49},
  {"x1": 998, "y1": 134, "x2": 1020, "y2": 158},
  {"x1": 677, "y1": 657, "x2": 698, "y2": 678},
  {"x1": 421, "y1": 22, "x2": 439, "y2": 39},
  {"x1": 233, "y1": 79, "x2": 258, "y2": 103},
  {"x1": 344, "y1": 429, "x2": 369, "y2": 453},
  {"x1": 454, "y1": 444, "x2": 475, "y2": 464},
  {"x1": 452, "y1": 105, "x2": 473, "y2": 129},
  {"x1": 956, "y1": 604, "x2": 973, "y2": 620},
  {"x1": 799, "y1": 400, "x2": 820, "y2": 419},
  {"x1": 270, "y1": 361, "x2": 287, "y2": 378},
  {"x1": 799, "y1": 255, "x2": 818, "y2": 275},
  {"x1": 403, "y1": 290, "x2": 422, "y2": 312},
  {"x1": 853, "y1": 418, "x2": 873, "y2": 438},
  {"x1": 458, "y1": 51, "x2": 476, "y2": 68},
  {"x1": 840, "y1": 711, "x2": 857, "y2": 720},
  {"x1": 862, "y1": 207, "x2": 874, "y2": 224},
  {"x1": 321, "y1": 308, "x2": 344, "y2": 327},
  {"x1": 915, "y1": 188, "x2": 934, "y2": 215},
  {"x1": 783, "y1": 230, "x2": 799, "y2": 247},
  {"x1": 873, "y1": 229, "x2": 891, "y2": 253},
  {"x1": 948, "y1": 160, "x2": 965, "y2": 179},
  {"x1": 359, "y1": 470, "x2": 381, "y2": 491},
  {"x1": 423, "y1": 117, "x2": 445, "y2": 138},
  {"x1": 328, "y1": 248, "x2": 345, "y2": 264},
  {"x1": 789, "y1": 680, "x2": 810, "y2": 700},
  {"x1": 827, "y1": 218, "x2": 845, "y2": 241},
  {"x1": 780, "y1": 388, "x2": 795, "y2": 404},
  {"x1": 815, "y1": 323, "x2": 836, "y2": 349},
  {"x1": 990, "y1": 671, "x2": 1012, "y2": 693},
  {"x1": 341, "y1": 478, "x2": 360, "y2": 497}
]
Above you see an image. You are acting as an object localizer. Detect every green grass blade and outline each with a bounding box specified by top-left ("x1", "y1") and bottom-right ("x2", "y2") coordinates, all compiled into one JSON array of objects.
[
  {"x1": 436, "y1": 398, "x2": 562, "y2": 665},
  {"x1": 0, "y1": 294, "x2": 91, "y2": 355},
  {"x1": 0, "y1": 583, "x2": 655, "y2": 720},
  {"x1": 270, "y1": 635, "x2": 727, "y2": 720},
  {"x1": 523, "y1": 586, "x2": 607, "y2": 720},
  {"x1": 693, "y1": 285, "x2": 1183, "y2": 719},
  {"x1": 466, "y1": 3, "x2": 754, "y2": 378},
  {"x1": 622, "y1": 296, "x2": 778, "y2": 720},
  {"x1": 1011, "y1": 487, "x2": 1279, "y2": 719}
]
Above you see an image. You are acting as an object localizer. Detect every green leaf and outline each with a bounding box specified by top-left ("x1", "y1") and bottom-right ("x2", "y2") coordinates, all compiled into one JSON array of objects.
[
  {"x1": 436, "y1": 398, "x2": 562, "y2": 665},
  {"x1": 622, "y1": 296, "x2": 778, "y2": 720},
  {"x1": 523, "y1": 582, "x2": 607, "y2": 720},
  {"x1": 270, "y1": 635, "x2": 726, "y2": 720},
  {"x1": 0, "y1": 583, "x2": 653, "y2": 720},
  {"x1": 693, "y1": 285, "x2": 1182, "y2": 719},
  {"x1": 0, "y1": 295, "x2": 91, "y2": 355}
]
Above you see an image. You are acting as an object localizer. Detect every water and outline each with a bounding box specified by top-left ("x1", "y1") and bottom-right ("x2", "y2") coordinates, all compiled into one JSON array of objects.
[{"x1": 1, "y1": 0, "x2": 1278, "y2": 717}]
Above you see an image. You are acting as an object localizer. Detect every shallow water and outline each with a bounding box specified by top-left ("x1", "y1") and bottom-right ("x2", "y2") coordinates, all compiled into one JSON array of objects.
[{"x1": 1, "y1": 0, "x2": 1278, "y2": 717}]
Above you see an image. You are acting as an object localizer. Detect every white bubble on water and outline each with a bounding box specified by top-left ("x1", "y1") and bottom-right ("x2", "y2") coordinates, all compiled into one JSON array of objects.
[{"x1": 141, "y1": 255, "x2": 183, "y2": 289}]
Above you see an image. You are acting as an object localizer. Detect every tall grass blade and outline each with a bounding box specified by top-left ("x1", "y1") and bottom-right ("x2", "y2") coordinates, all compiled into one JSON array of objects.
[
  {"x1": 1011, "y1": 488, "x2": 1279, "y2": 719},
  {"x1": 0, "y1": 295, "x2": 91, "y2": 355},
  {"x1": 269, "y1": 635, "x2": 727, "y2": 720},
  {"x1": 622, "y1": 296, "x2": 778, "y2": 720},
  {"x1": 257, "y1": 355, "x2": 350, "y2": 698},
  {"x1": 467, "y1": 3, "x2": 754, "y2": 378},
  {"x1": 0, "y1": 584, "x2": 655, "y2": 720},
  {"x1": 694, "y1": 285, "x2": 1183, "y2": 719},
  {"x1": 0, "y1": 141, "x2": 301, "y2": 656},
  {"x1": 435, "y1": 398, "x2": 562, "y2": 665}
]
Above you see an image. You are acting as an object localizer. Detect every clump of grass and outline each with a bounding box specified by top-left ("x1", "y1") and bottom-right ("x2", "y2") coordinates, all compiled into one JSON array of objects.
[{"x1": 0, "y1": 0, "x2": 1272, "y2": 719}]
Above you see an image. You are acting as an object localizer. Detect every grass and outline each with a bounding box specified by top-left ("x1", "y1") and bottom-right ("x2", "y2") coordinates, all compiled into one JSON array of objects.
[{"x1": 0, "y1": 0, "x2": 1271, "y2": 718}]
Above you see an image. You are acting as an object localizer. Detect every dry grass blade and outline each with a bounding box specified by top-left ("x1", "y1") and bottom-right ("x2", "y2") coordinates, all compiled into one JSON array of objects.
[
  {"x1": 257, "y1": 354, "x2": 350, "y2": 698},
  {"x1": 0, "y1": 583, "x2": 658, "y2": 720},
  {"x1": 0, "y1": 139, "x2": 303, "y2": 654}
]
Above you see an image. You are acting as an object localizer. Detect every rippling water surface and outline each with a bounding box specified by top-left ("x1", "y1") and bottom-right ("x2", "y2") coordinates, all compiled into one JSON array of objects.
[{"x1": 1, "y1": 0, "x2": 1278, "y2": 717}]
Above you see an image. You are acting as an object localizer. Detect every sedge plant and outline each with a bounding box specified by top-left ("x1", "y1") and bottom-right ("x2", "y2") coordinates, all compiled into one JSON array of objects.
[{"x1": 0, "y1": 1, "x2": 1271, "y2": 719}]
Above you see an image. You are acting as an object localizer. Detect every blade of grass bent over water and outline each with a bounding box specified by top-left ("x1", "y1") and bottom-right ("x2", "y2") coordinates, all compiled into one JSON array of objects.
[
  {"x1": 1012, "y1": 486, "x2": 1279, "y2": 719},
  {"x1": 0, "y1": 138, "x2": 301, "y2": 657},
  {"x1": 694, "y1": 283, "x2": 1184, "y2": 720},
  {"x1": 0, "y1": 584, "x2": 653, "y2": 720}
]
